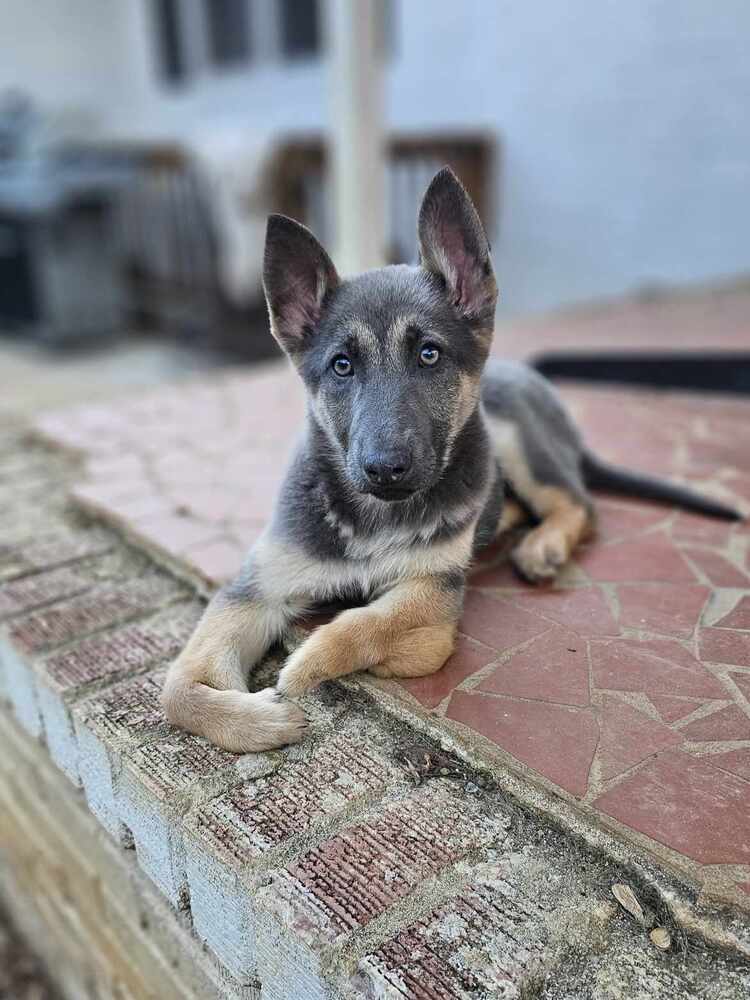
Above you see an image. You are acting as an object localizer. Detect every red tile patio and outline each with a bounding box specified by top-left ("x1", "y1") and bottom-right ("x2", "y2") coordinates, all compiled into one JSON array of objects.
[
  {"x1": 497, "y1": 281, "x2": 750, "y2": 360},
  {"x1": 31, "y1": 288, "x2": 750, "y2": 882}
]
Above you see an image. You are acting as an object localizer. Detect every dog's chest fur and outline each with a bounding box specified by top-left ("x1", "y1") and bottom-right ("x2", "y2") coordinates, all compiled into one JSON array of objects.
[{"x1": 264, "y1": 416, "x2": 502, "y2": 604}]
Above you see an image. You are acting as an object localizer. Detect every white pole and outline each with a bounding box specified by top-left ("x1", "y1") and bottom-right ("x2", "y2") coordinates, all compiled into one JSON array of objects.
[{"x1": 327, "y1": 0, "x2": 386, "y2": 275}]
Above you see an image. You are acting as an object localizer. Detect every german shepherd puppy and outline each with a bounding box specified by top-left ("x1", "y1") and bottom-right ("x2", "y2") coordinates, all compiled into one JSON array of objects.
[{"x1": 162, "y1": 168, "x2": 740, "y2": 753}]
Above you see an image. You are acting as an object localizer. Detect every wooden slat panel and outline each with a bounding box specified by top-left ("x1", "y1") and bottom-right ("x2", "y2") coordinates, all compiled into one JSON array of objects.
[{"x1": 268, "y1": 133, "x2": 496, "y2": 262}]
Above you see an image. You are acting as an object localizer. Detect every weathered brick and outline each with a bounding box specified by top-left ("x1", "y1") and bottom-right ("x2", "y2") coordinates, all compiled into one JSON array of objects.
[
  {"x1": 42, "y1": 601, "x2": 203, "y2": 694},
  {"x1": 73, "y1": 669, "x2": 173, "y2": 838},
  {"x1": 0, "y1": 526, "x2": 114, "y2": 583},
  {"x1": 128, "y1": 731, "x2": 258, "y2": 803},
  {"x1": 0, "y1": 707, "x2": 258, "y2": 1000},
  {"x1": 0, "y1": 563, "x2": 97, "y2": 619},
  {"x1": 0, "y1": 546, "x2": 143, "y2": 625},
  {"x1": 184, "y1": 732, "x2": 407, "y2": 982},
  {"x1": 191, "y1": 734, "x2": 397, "y2": 866},
  {"x1": 0, "y1": 448, "x2": 67, "y2": 480},
  {"x1": 8, "y1": 573, "x2": 187, "y2": 655},
  {"x1": 75, "y1": 668, "x2": 170, "y2": 745},
  {"x1": 274, "y1": 782, "x2": 500, "y2": 940},
  {"x1": 119, "y1": 734, "x2": 273, "y2": 909},
  {"x1": 0, "y1": 478, "x2": 64, "y2": 509},
  {"x1": 0, "y1": 637, "x2": 43, "y2": 737},
  {"x1": 0, "y1": 537, "x2": 38, "y2": 582},
  {"x1": 0, "y1": 497, "x2": 68, "y2": 545},
  {"x1": 35, "y1": 602, "x2": 203, "y2": 785},
  {"x1": 350, "y1": 868, "x2": 549, "y2": 1000},
  {"x1": 254, "y1": 782, "x2": 509, "y2": 999}
]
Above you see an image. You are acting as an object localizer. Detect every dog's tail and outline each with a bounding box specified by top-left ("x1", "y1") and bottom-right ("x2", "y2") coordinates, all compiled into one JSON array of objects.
[
  {"x1": 160, "y1": 673, "x2": 307, "y2": 754},
  {"x1": 581, "y1": 451, "x2": 743, "y2": 522}
]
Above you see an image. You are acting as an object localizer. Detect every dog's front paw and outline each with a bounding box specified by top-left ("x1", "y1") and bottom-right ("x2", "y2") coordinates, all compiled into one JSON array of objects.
[
  {"x1": 253, "y1": 687, "x2": 309, "y2": 748},
  {"x1": 276, "y1": 644, "x2": 328, "y2": 698},
  {"x1": 511, "y1": 529, "x2": 567, "y2": 583},
  {"x1": 276, "y1": 619, "x2": 358, "y2": 696}
]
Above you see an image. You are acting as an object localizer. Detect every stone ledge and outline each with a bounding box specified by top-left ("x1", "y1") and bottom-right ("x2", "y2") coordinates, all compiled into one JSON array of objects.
[
  {"x1": 0, "y1": 529, "x2": 112, "y2": 580},
  {"x1": 348, "y1": 868, "x2": 549, "y2": 998},
  {"x1": 29, "y1": 361, "x2": 750, "y2": 893},
  {"x1": 0, "y1": 556, "x2": 190, "y2": 747},
  {"x1": 0, "y1": 708, "x2": 258, "y2": 1000},
  {"x1": 1, "y1": 427, "x2": 749, "y2": 999}
]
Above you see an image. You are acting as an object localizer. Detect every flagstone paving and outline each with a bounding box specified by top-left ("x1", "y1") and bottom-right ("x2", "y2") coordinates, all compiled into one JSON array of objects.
[
  {"x1": 30, "y1": 362, "x2": 750, "y2": 890},
  {"x1": 497, "y1": 280, "x2": 750, "y2": 360}
]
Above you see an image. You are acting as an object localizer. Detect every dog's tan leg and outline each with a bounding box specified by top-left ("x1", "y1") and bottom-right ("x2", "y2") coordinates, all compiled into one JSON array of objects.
[
  {"x1": 493, "y1": 498, "x2": 528, "y2": 538},
  {"x1": 276, "y1": 575, "x2": 462, "y2": 697},
  {"x1": 511, "y1": 486, "x2": 593, "y2": 582},
  {"x1": 369, "y1": 622, "x2": 456, "y2": 679},
  {"x1": 161, "y1": 593, "x2": 307, "y2": 753}
]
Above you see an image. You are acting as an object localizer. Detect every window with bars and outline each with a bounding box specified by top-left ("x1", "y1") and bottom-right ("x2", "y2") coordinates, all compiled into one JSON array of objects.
[
  {"x1": 206, "y1": 0, "x2": 252, "y2": 67},
  {"x1": 153, "y1": 0, "x2": 186, "y2": 82},
  {"x1": 279, "y1": 0, "x2": 320, "y2": 59},
  {"x1": 151, "y1": 0, "x2": 397, "y2": 81}
]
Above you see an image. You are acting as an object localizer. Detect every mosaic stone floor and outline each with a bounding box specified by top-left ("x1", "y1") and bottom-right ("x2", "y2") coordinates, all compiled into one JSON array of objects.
[{"x1": 31, "y1": 286, "x2": 750, "y2": 881}]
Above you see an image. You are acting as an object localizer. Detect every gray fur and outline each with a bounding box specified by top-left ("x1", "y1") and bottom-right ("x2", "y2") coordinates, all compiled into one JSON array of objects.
[
  {"x1": 163, "y1": 167, "x2": 740, "y2": 754},
  {"x1": 580, "y1": 452, "x2": 741, "y2": 520},
  {"x1": 481, "y1": 359, "x2": 591, "y2": 510},
  {"x1": 253, "y1": 165, "x2": 740, "y2": 617},
  {"x1": 482, "y1": 358, "x2": 740, "y2": 522}
]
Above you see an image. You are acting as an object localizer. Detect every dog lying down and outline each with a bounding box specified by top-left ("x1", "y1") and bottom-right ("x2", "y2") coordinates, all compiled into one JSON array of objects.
[{"x1": 161, "y1": 167, "x2": 741, "y2": 753}]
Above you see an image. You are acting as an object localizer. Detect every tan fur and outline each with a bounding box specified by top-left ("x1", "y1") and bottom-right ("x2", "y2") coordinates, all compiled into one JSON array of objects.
[
  {"x1": 485, "y1": 416, "x2": 593, "y2": 579},
  {"x1": 160, "y1": 602, "x2": 307, "y2": 753},
  {"x1": 511, "y1": 486, "x2": 592, "y2": 581},
  {"x1": 164, "y1": 605, "x2": 256, "y2": 689},
  {"x1": 493, "y1": 498, "x2": 528, "y2": 537},
  {"x1": 385, "y1": 314, "x2": 417, "y2": 357},
  {"x1": 168, "y1": 171, "x2": 607, "y2": 754},
  {"x1": 276, "y1": 577, "x2": 461, "y2": 696},
  {"x1": 370, "y1": 622, "x2": 457, "y2": 679},
  {"x1": 444, "y1": 373, "x2": 482, "y2": 461},
  {"x1": 485, "y1": 416, "x2": 539, "y2": 506},
  {"x1": 260, "y1": 528, "x2": 477, "y2": 599},
  {"x1": 350, "y1": 317, "x2": 381, "y2": 357},
  {"x1": 164, "y1": 460, "x2": 591, "y2": 750}
]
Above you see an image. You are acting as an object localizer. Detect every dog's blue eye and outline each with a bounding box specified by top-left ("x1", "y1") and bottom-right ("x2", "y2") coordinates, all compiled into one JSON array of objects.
[
  {"x1": 419, "y1": 344, "x2": 440, "y2": 367},
  {"x1": 332, "y1": 355, "x2": 353, "y2": 377}
]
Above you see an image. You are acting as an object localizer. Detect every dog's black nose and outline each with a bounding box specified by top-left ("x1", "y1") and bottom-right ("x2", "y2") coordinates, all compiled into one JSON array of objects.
[{"x1": 363, "y1": 449, "x2": 412, "y2": 486}]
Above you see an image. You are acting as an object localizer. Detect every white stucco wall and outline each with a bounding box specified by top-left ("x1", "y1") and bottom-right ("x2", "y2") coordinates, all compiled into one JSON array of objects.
[
  {"x1": 0, "y1": 1, "x2": 133, "y2": 129},
  {"x1": 391, "y1": 1, "x2": 750, "y2": 315},
  {"x1": 104, "y1": 0, "x2": 328, "y2": 141},
  {"x1": 1, "y1": 0, "x2": 748, "y2": 316}
]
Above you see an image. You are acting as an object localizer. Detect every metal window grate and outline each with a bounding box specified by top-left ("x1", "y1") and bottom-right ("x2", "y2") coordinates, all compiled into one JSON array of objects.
[
  {"x1": 269, "y1": 134, "x2": 496, "y2": 263},
  {"x1": 279, "y1": 0, "x2": 320, "y2": 58},
  {"x1": 152, "y1": 0, "x2": 186, "y2": 82},
  {"x1": 206, "y1": 0, "x2": 252, "y2": 67}
]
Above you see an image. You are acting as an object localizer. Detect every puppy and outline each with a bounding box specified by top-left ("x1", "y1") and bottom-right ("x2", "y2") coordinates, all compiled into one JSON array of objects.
[{"x1": 162, "y1": 167, "x2": 740, "y2": 752}]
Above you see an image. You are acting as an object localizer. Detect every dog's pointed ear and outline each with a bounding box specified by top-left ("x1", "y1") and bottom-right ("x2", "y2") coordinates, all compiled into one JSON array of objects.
[
  {"x1": 418, "y1": 167, "x2": 497, "y2": 328},
  {"x1": 263, "y1": 214, "x2": 339, "y2": 356}
]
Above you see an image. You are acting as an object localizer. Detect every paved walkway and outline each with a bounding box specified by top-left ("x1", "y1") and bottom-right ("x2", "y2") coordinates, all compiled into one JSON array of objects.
[
  {"x1": 498, "y1": 280, "x2": 750, "y2": 360},
  {"x1": 32, "y1": 372, "x2": 750, "y2": 899}
]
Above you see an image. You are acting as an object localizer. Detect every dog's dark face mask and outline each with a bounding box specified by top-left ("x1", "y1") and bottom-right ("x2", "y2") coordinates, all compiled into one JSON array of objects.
[{"x1": 262, "y1": 168, "x2": 498, "y2": 503}]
